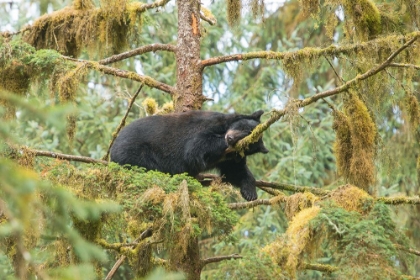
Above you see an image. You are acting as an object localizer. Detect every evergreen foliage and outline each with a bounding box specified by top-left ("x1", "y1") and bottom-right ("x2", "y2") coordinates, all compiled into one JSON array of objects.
[{"x1": 1, "y1": 0, "x2": 420, "y2": 279}]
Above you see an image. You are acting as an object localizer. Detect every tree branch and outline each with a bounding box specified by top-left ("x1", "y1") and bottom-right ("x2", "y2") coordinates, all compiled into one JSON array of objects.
[
  {"x1": 303, "y1": 262, "x2": 338, "y2": 273},
  {"x1": 102, "y1": 84, "x2": 143, "y2": 160},
  {"x1": 377, "y1": 196, "x2": 420, "y2": 205},
  {"x1": 200, "y1": 254, "x2": 242, "y2": 268},
  {"x1": 62, "y1": 57, "x2": 176, "y2": 95},
  {"x1": 395, "y1": 244, "x2": 420, "y2": 257},
  {"x1": 104, "y1": 228, "x2": 153, "y2": 280},
  {"x1": 234, "y1": 34, "x2": 420, "y2": 152},
  {"x1": 256, "y1": 180, "x2": 330, "y2": 196},
  {"x1": 201, "y1": 32, "x2": 420, "y2": 68},
  {"x1": 27, "y1": 148, "x2": 108, "y2": 165},
  {"x1": 98, "y1": 44, "x2": 176, "y2": 65}
]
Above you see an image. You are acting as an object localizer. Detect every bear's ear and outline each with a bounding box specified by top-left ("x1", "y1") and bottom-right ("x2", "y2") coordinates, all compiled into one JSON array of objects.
[{"x1": 251, "y1": 110, "x2": 264, "y2": 120}]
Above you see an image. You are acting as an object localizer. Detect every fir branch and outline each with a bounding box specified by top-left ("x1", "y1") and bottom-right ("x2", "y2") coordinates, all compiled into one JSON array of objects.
[
  {"x1": 256, "y1": 180, "x2": 330, "y2": 196},
  {"x1": 62, "y1": 56, "x2": 176, "y2": 95},
  {"x1": 200, "y1": 254, "x2": 242, "y2": 267},
  {"x1": 201, "y1": 31, "x2": 420, "y2": 68},
  {"x1": 234, "y1": 34, "x2": 420, "y2": 152},
  {"x1": 303, "y1": 262, "x2": 338, "y2": 273},
  {"x1": 105, "y1": 228, "x2": 153, "y2": 280},
  {"x1": 98, "y1": 44, "x2": 176, "y2": 65},
  {"x1": 102, "y1": 84, "x2": 143, "y2": 160},
  {"x1": 28, "y1": 148, "x2": 108, "y2": 165}
]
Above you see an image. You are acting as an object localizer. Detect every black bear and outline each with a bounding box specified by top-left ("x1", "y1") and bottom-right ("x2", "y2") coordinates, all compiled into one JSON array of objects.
[{"x1": 110, "y1": 110, "x2": 268, "y2": 201}]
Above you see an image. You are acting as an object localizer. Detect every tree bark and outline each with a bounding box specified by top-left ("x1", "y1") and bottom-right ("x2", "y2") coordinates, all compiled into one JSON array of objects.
[{"x1": 175, "y1": 0, "x2": 205, "y2": 112}]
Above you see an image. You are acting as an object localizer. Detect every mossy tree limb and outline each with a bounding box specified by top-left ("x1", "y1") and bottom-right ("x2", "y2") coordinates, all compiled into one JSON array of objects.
[
  {"x1": 200, "y1": 32, "x2": 420, "y2": 68},
  {"x1": 62, "y1": 57, "x2": 176, "y2": 95},
  {"x1": 234, "y1": 34, "x2": 420, "y2": 154}
]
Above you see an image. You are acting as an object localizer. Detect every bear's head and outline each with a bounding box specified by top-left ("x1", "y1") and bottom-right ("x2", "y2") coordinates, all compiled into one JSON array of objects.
[{"x1": 225, "y1": 110, "x2": 269, "y2": 155}]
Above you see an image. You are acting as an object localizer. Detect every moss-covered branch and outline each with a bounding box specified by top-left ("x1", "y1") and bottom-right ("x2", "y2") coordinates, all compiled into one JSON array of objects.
[
  {"x1": 62, "y1": 56, "x2": 175, "y2": 95},
  {"x1": 234, "y1": 33, "x2": 420, "y2": 153},
  {"x1": 228, "y1": 195, "x2": 286, "y2": 209},
  {"x1": 303, "y1": 262, "x2": 338, "y2": 273},
  {"x1": 98, "y1": 44, "x2": 176, "y2": 65},
  {"x1": 201, "y1": 31, "x2": 420, "y2": 68},
  {"x1": 256, "y1": 180, "x2": 330, "y2": 196},
  {"x1": 377, "y1": 196, "x2": 420, "y2": 205},
  {"x1": 200, "y1": 254, "x2": 242, "y2": 267}
]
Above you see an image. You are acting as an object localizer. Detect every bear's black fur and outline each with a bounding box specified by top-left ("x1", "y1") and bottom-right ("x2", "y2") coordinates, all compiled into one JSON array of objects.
[{"x1": 110, "y1": 110, "x2": 268, "y2": 201}]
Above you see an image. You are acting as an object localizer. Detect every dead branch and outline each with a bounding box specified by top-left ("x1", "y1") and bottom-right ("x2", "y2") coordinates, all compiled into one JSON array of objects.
[
  {"x1": 200, "y1": 254, "x2": 242, "y2": 267},
  {"x1": 395, "y1": 244, "x2": 420, "y2": 257},
  {"x1": 103, "y1": 84, "x2": 143, "y2": 160},
  {"x1": 388, "y1": 63, "x2": 420, "y2": 70},
  {"x1": 28, "y1": 148, "x2": 108, "y2": 165},
  {"x1": 234, "y1": 34, "x2": 420, "y2": 152},
  {"x1": 98, "y1": 44, "x2": 176, "y2": 65}
]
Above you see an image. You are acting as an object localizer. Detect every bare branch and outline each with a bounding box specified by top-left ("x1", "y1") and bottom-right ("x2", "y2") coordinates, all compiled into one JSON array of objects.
[
  {"x1": 61, "y1": 57, "x2": 176, "y2": 95},
  {"x1": 234, "y1": 34, "x2": 420, "y2": 152},
  {"x1": 388, "y1": 63, "x2": 420, "y2": 70},
  {"x1": 98, "y1": 44, "x2": 176, "y2": 65},
  {"x1": 201, "y1": 254, "x2": 242, "y2": 267},
  {"x1": 395, "y1": 244, "x2": 420, "y2": 257},
  {"x1": 27, "y1": 148, "x2": 108, "y2": 165},
  {"x1": 103, "y1": 84, "x2": 143, "y2": 160}
]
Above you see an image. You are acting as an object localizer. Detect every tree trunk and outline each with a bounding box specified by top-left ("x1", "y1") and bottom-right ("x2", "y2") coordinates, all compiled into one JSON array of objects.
[{"x1": 175, "y1": 0, "x2": 205, "y2": 112}]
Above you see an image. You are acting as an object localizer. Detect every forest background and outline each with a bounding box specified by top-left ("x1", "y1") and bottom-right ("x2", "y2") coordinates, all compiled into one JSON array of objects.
[{"x1": 1, "y1": 0, "x2": 420, "y2": 279}]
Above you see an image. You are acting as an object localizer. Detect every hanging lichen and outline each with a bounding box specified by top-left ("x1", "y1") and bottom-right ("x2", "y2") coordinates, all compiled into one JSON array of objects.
[
  {"x1": 23, "y1": 0, "x2": 144, "y2": 57},
  {"x1": 343, "y1": 0, "x2": 382, "y2": 40},
  {"x1": 405, "y1": 93, "x2": 420, "y2": 133},
  {"x1": 142, "y1": 97, "x2": 174, "y2": 115},
  {"x1": 344, "y1": 91, "x2": 377, "y2": 192},
  {"x1": 262, "y1": 206, "x2": 321, "y2": 277},
  {"x1": 285, "y1": 192, "x2": 318, "y2": 219},
  {"x1": 226, "y1": 0, "x2": 242, "y2": 27},
  {"x1": 298, "y1": 0, "x2": 320, "y2": 19},
  {"x1": 332, "y1": 108, "x2": 353, "y2": 181}
]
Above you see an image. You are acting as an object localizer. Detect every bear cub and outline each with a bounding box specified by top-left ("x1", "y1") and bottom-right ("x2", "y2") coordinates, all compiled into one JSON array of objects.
[{"x1": 110, "y1": 110, "x2": 268, "y2": 201}]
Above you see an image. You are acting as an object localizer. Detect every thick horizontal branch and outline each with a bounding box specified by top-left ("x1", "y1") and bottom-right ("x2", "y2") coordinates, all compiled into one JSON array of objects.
[
  {"x1": 62, "y1": 57, "x2": 175, "y2": 95},
  {"x1": 98, "y1": 44, "x2": 176, "y2": 65},
  {"x1": 303, "y1": 262, "x2": 338, "y2": 273},
  {"x1": 378, "y1": 196, "x2": 420, "y2": 205},
  {"x1": 28, "y1": 148, "x2": 108, "y2": 165},
  {"x1": 201, "y1": 31, "x2": 420, "y2": 68},
  {"x1": 228, "y1": 195, "x2": 286, "y2": 210},
  {"x1": 200, "y1": 254, "x2": 242, "y2": 267},
  {"x1": 256, "y1": 180, "x2": 330, "y2": 196},
  {"x1": 234, "y1": 33, "x2": 420, "y2": 151}
]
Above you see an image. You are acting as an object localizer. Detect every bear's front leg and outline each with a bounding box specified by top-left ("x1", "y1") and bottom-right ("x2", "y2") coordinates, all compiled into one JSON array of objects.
[{"x1": 216, "y1": 157, "x2": 258, "y2": 201}]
